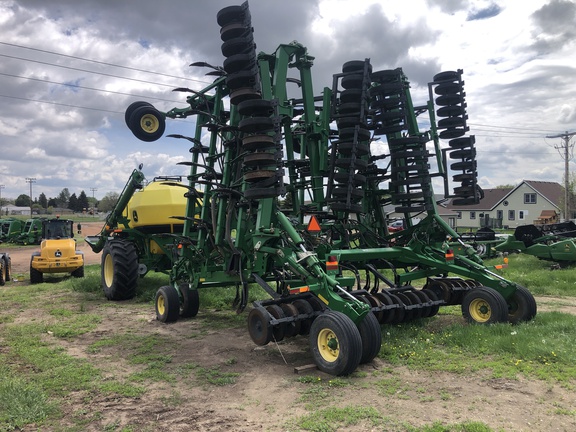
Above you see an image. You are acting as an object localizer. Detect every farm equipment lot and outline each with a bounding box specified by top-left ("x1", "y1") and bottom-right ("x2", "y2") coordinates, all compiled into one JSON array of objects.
[{"x1": 1, "y1": 246, "x2": 576, "y2": 431}]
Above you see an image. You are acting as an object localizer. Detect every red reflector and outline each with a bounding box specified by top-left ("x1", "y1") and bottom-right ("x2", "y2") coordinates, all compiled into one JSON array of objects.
[
  {"x1": 289, "y1": 286, "x2": 310, "y2": 295},
  {"x1": 326, "y1": 261, "x2": 339, "y2": 271},
  {"x1": 307, "y1": 215, "x2": 321, "y2": 233},
  {"x1": 445, "y1": 249, "x2": 454, "y2": 260}
]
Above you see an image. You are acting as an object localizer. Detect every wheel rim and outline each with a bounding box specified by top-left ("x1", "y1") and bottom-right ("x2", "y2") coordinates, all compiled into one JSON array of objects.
[
  {"x1": 157, "y1": 295, "x2": 166, "y2": 316},
  {"x1": 317, "y1": 328, "x2": 339, "y2": 362},
  {"x1": 469, "y1": 298, "x2": 491, "y2": 322},
  {"x1": 103, "y1": 254, "x2": 114, "y2": 287},
  {"x1": 140, "y1": 113, "x2": 160, "y2": 133}
]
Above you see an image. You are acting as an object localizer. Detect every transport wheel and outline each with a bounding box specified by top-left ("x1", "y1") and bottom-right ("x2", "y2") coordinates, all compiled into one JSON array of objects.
[
  {"x1": 125, "y1": 101, "x2": 153, "y2": 127},
  {"x1": 247, "y1": 306, "x2": 272, "y2": 346},
  {"x1": 309, "y1": 311, "x2": 362, "y2": 376},
  {"x1": 128, "y1": 105, "x2": 166, "y2": 142},
  {"x1": 178, "y1": 283, "x2": 199, "y2": 318},
  {"x1": 101, "y1": 239, "x2": 139, "y2": 300},
  {"x1": 357, "y1": 312, "x2": 382, "y2": 364},
  {"x1": 461, "y1": 287, "x2": 508, "y2": 324},
  {"x1": 507, "y1": 286, "x2": 537, "y2": 324},
  {"x1": 155, "y1": 286, "x2": 180, "y2": 323}
]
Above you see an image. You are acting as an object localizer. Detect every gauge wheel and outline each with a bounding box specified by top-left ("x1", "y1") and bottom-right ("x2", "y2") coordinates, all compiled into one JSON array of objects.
[
  {"x1": 462, "y1": 286, "x2": 508, "y2": 324},
  {"x1": 507, "y1": 286, "x2": 537, "y2": 324},
  {"x1": 357, "y1": 312, "x2": 382, "y2": 364},
  {"x1": 155, "y1": 286, "x2": 180, "y2": 323},
  {"x1": 309, "y1": 311, "x2": 362, "y2": 376},
  {"x1": 128, "y1": 105, "x2": 166, "y2": 142},
  {"x1": 178, "y1": 283, "x2": 199, "y2": 318}
]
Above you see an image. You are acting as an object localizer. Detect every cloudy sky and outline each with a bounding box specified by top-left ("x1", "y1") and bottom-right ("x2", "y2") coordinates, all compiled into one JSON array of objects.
[{"x1": 0, "y1": 0, "x2": 575, "y2": 203}]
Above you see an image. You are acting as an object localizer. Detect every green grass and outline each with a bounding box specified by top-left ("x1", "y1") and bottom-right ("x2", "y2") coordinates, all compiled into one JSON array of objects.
[{"x1": 485, "y1": 253, "x2": 576, "y2": 296}]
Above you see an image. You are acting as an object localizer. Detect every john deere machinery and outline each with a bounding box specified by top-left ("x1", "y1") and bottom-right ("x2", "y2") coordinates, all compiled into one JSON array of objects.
[
  {"x1": 0, "y1": 218, "x2": 23, "y2": 243},
  {"x1": 30, "y1": 218, "x2": 84, "y2": 283},
  {"x1": 14, "y1": 218, "x2": 44, "y2": 245},
  {"x1": 122, "y1": 2, "x2": 537, "y2": 375},
  {"x1": 86, "y1": 173, "x2": 187, "y2": 300}
]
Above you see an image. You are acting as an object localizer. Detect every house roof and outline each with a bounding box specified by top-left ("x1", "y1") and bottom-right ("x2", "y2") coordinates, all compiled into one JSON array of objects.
[
  {"x1": 445, "y1": 187, "x2": 512, "y2": 211},
  {"x1": 522, "y1": 180, "x2": 563, "y2": 207},
  {"x1": 445, "y1": 180, "x2": 563, "y2": 211}
]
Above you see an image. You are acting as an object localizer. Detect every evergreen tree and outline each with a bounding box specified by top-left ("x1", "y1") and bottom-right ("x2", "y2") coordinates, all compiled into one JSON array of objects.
[
  {"x1": 68, "y1": 193, "x2": 79, "y2": 212},
  {"x1": 38, "y1": 192, "x2": 48, "y2": 209},
  {"x1": 78, "y1": 190, "x2": 90, "y2": 212}
]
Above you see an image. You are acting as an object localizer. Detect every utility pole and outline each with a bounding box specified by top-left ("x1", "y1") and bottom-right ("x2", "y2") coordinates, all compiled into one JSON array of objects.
[
  {"x1": 547, "y1": 131, "x2": 576, "y2": 221},
  {"x1": 90, "y1": 187, "x2": 97, "y2": 216},
  {"x1": 0, "y1": 184, "x2": 4, "y2": 216},
  {"x1": 25, "y1": 177, "x2": 36, "y2": 217}
]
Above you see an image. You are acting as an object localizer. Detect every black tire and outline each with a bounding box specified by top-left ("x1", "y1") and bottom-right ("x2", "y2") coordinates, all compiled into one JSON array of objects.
[
  {"x1": 30, "y1": 262, "x2": 43, "y2": 284},
  {"x1": 247, "y1": 306, "x2": 272, "y2": 346},
  {"x1": 461, "y1": 286, "x2": 508, "y2": 324},
  {"x1": 357, "y1": 312, "x2": 382, "y2": 364},
  {"x1": 155, "y1": 286, "x2": 180, "y2": 323},
  {"x1": 217, "y1": 5, "x2": 245, "y2": 27},
  {"x1": 178, "y1": 283, "x2": 200, "y2": 318},
  {"x1": 128, "y1": 105, "x2": 166, "y2": 142},
  {"x1": 125, "y1": 101, "x2": 153, "y2": 127},
  {"x1": 71, "y1": 265, "x2": 84, "y2": 278},
  {"x1": 101, "y1": 240, "x2": 139, "y2": 300},
  {"x1": 309, "y1": 311, "x2": 362, "y2": 376},
  {"x1": 507, "y1": 286, "x2": 537, "y2": 324},
  {"x1": 0, "y1": 258, "x2": 5, "y2": 286}
]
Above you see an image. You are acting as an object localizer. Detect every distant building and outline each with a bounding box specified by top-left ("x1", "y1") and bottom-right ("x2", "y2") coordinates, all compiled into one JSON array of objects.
[
  {"x1": 439, "y1": 180, "x2": 564, "y2": 230},
  {"x1": 2, "y1": 205, "x2": 31, "y2": 216}
]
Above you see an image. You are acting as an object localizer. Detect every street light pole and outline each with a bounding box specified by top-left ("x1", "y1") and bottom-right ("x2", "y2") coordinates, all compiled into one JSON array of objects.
[{"x1": 25, "y1": 177, "x2": 36, "y2": 216}]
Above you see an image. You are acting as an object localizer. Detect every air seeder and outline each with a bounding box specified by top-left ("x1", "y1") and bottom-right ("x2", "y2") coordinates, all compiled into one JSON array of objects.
[{"x1": 123, "y1": 2, "x2": 537, "y2": 375}]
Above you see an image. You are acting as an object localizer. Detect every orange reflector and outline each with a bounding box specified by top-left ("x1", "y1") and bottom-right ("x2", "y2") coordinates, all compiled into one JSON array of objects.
[
  {"x1": 494, "y1": 264, "x2": 508, "y2": 270},
  {"x1": 445, "y1": 249, "x2": 454, "y2": 260},
  {"x1": 289, "y1": 286, "x2": 310, "y2": 295},
  {"x1": 504, "y1": 257, "x2": 509, "y2": 264},
  {"x1": 326, "y1": 261, "x2": 339, "y2": 271},
  {"x1": 307, "y1": 215, "x2": 321, "y2": 233}
]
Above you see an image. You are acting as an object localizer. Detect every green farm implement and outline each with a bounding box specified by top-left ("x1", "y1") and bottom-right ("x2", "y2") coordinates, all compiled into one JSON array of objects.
[{"x1": 120, "y1": 2, "x2": 536, "y2": 375}]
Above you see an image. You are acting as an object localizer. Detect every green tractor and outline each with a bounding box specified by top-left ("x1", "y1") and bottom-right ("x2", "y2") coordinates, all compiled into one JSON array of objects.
[
  {"x1": 120, "y1": 1, "x2": 537, "y2": 375},
  {"x1": 0, "y1": 218, "x2": 23, "y2": 243},
  {"x1": 14, "y1": 218, "x2": 44, "y2": 245}
]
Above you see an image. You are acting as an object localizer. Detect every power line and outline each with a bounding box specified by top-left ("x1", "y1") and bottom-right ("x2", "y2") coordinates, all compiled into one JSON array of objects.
[{"x1": 0, "y1": 41, "x2": 211, "y2": 86}]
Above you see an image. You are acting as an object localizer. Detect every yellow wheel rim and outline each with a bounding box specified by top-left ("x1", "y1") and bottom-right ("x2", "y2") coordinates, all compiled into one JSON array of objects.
[
  {"x1": 317, "y1": 328, "x2": 339, "y2": 362},
  {"x1": 469, "y1": 298, "x2": 491, "y2": 323},
  {"x1": 103, "y1": 254, "x2": 114, "y2": 288},
  {"x1": 157, "y1": 294, "x2": 166, "y2": 315},
  {"x1": 140, "y1": 113, "x2": 160, "y2": 133}
]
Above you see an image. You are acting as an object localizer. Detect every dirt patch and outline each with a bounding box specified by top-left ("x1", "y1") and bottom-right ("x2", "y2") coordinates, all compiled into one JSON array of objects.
[{"x1": 15, "y1": 295, "x2": 576, "y2": 432}]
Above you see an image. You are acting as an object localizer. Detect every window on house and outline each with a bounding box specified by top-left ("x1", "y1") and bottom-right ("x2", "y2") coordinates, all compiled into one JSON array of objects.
[
  {"x1": 470, "y1": 211, "x2": 476, "y2": 219},
  {"x1": 524, "y1": 193, "x2": 536, "y2": 204},
  {"x1": 508, "y1": 210, "x2": 515, "y2": 220},
  {"x1": 497, "y1": 210, "x2": 503, "y2": 220},
  {"x1": 457, "y1": 211, "x2": 461, "y2": 219},
  {"x1": 519, "y1": 210, "x2": 525, "y2": 220}
]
